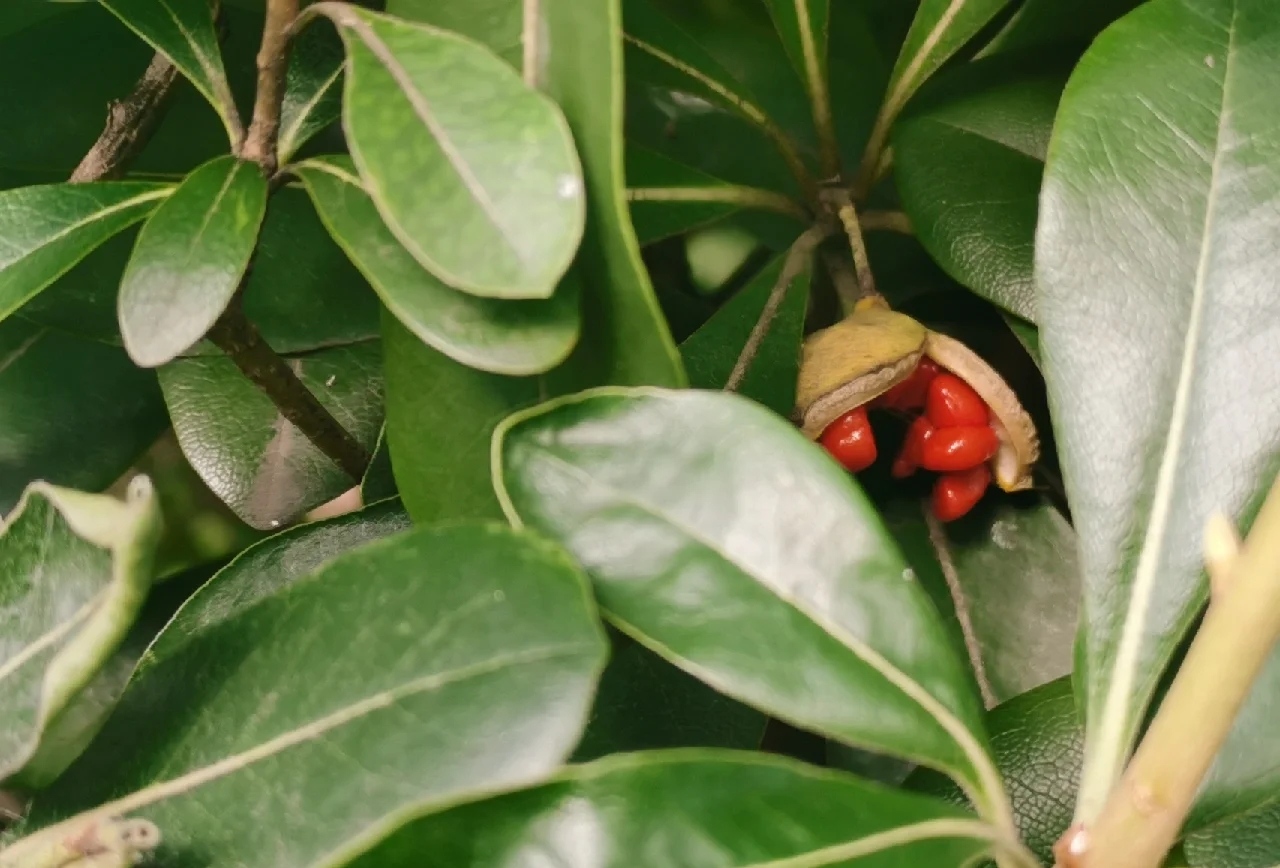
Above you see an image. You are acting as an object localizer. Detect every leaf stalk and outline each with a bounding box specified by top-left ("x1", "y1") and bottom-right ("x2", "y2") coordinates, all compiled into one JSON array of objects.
[{"x1": 1069, "y1": 473, "x2": 1280, "y2": 868}]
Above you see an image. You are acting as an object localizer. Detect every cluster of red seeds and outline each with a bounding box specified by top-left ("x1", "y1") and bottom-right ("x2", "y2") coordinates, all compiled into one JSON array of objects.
[{"x1": 818, "y1": 359, "x2": 1001, "y2": 522}]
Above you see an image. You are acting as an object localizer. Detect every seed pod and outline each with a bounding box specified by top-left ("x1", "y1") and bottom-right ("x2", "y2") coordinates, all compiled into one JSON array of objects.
[
  {"x1": 795, "y1": 298, "x2": 927, "y2": 439},
  {"x1": 922, "y1": 331, "x2": 1040, "y2": 492}
]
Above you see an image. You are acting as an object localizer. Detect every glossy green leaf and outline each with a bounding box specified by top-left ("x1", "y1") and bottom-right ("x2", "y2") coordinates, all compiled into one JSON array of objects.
[
  {"x1": 884, "y1": 0, "x2": 1017, "y2": 131},
  {"x1": 16, "y1": 523, "x2": 608, "y2": 868},
  {"x1": 347, "y1": 752, "x2": 1000, "y2": 868},
  {"x1": 885, "y1": 497, "x2": 1079, "y2": 708},
  {"x1": 1035, "y1": 0, "x2": 1280, "y2": 819},
  {"x1": 894, "y1": 59, "x2": 1067, "y2": 321},
  {"x1": 312, "y1": 3, "x2": 584, "y2": 300},
  {"x1": 383, "y1": 0, "x2": 686, "y2": 523},
  {"x1": 384, "y1": 0, "x2": 523, "y2": 67},
  {"x1": 0, "y1": 477, "x2": 161, "y2": 781},
  {"x1": 979, "y1": 0, "x2": 1144, "y2": 56},
  {"x1": 98, "y1": 0, "x2": 242, "y2": 146},
  {"x1": 572, "y1": 634, "x2": 766, "y2": 761},
  {"x1": 294, "y1": 156, "x2": 580, "y2": 376},
  {"x1": 531, "y1": 0, "x2": 686, "y2": 387},
  {"x1": 680, "y1": 252, "x2": 810, "y2": 416},
  {"x1": 277, "y1": 22, "x2": 345, "y2": 164},
  {"x1": 909, "y1": 676, "x2": 1083, "y2": 866},
  {"x1": 25, "y1": 186, "x2": 380, "y2": 355},
  {"x1": 0, "y1": 318, "x2": 167, "y2": 514},
  {"x1": 118, "y1": 156, "x2": 268, "y2": 368},
  {"x1": 159, "y1": 340, "x2": 384, "y2": 531},
  {"x1": 0, "y1": 182, "x2": 170, "y2": 323},
  {"x1": 495, "y1": 388, "x2": 1006, "y2": 816}
]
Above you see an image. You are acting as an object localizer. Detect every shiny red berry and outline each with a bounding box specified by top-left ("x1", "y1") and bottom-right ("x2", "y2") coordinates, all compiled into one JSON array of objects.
[
  {"x1": 892, "y1": 415, "x2": 935, "y2": 478},
  {"x1": 926, "y1": 373, "x2": 989, "y2": 428},
  {"x1": 871, "y1": 358, "x2": 942, "y2": 411},
  {"x1": 932, "y1": 465, "x2": 992, "y2": 522},
  {"x1": 918, "y1": 426, "x2": 999, "y2": 472},
  {"x1": 820, "y1": 406, "x2": 877, "y2": 472}
]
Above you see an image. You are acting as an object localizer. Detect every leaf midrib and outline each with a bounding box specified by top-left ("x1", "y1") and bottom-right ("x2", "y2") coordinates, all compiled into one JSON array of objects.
[
  {"x1": 14, "y1": 641, "x2": 596, "y2": 857},
  {"x1": 342, "y1": 14, "x2": 524, "y2": 265},
  {"x1": 519, "y1": 445, "x2": 995, "y2": 803},
  {"x1": 1081, "y1": 4, "x2": 1240, "y2": 820}
]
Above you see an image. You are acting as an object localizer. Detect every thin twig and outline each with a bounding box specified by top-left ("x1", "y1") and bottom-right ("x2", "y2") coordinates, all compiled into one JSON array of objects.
[
  {"x1": 206, "y1": 294, "x2": 370, "y2": 480},
  {"x1": 627, "y1": 186, "x2": 809, "y2": 221},
  {"x1": 242, "y1": 0, "x2": 300, "y2": 174},
  {"x1": 860, "y1": 210, "x2": 913, "y2": 235},
  {"x1": 925, "y1": 507, "x2": 998, "y2": 709},
  {"x1": 824, "y1": 187, "x2": 878, "y2": 300},
  {"x1": 70, "y1": 53, "x2": 183, "y2": 183},
  {"x1": 724, "y1": 223, "x2": 828, "y2": 392}
]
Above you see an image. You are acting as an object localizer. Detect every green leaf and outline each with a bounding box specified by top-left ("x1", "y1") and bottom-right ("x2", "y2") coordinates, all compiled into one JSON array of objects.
[
  {"x1": 383, "y1": 0, "x2": 523, "y2": 67},
  {"x1": 16, "y1": 523, "x2": 608, "y2": 868},
  {"x1": 1185, "y1": 801, "x2": 1280, "y2": 868},
  {"x1": 118, "y1": 156, "x2": 268, "y2": 368},
  {"x1": 98, "y1": 0, "x2": 242, "y2": 146},
  {"x1": 25, "y1": 186, "x2": 381, "y2": 355},
  {"x1": 979, "y1": 0, "x2": 1145, "y2": 57},
  {"x1": 0, "y1": 477, "x2": 161, "y2": 781},
  {"x1": 382, "y1": 0, "x2": 687, "y2": 524},
  {"x1": 532, "y1": 0, "x2": 686, "y2": 387},
  {"x1": 908, "y1": 676, "x2": 1083, "y2": 866},
  {"x1": 494, "y1": 388, "x2": 1006, "y2": 817},
  {"x1": 884, "y1": 0, "x2": 1018, "y2": 131},
  {"x1": 572, "y1": 631, "x2": 766, "y2": 761},
  {"x1": 885, "y1": 496, "x2": 1080, "y2": 708},
  {"x1": 159, "y1": 340, "x2": 384, "y2": 531},
  {"x1": 293, "y1": 156, "x2": 580, "y2": 376},
  {"x1": 312, "y1": 3, "x2": 585, "y2": 300},
  {"x1": 762, "y1": 0, "x2": 829, "y2": 90},
  {"x1": 346, "y1": 752, "x2": 1001, "y2": 868},
  {"x1": 893, "y1": 58, "x2": 1068, "y2": 321},
  {"x1": 277, "y1": 22, "x2": 345, "y2": 164},
  {"x1": 0, "y1": 318, "x2": 168, "y2": 514},
  {"x1": 679, "y1": 252, "x2": 810, "y2": 416},
  {"x1": 1035, "y1": 0, "x2": 1280, "y2": 819},
  {"x1": 0, "y1": 182, "x2": 170, "y2": 324}
]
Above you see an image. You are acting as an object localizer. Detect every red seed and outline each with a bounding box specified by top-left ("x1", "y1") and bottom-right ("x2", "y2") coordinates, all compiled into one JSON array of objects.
[
  {"x1": 820, "y1": 406, "x2": 877, "y2": 472},
  {"x1": 932, "y1": 465, "x2": 992, "y2": 522},
  {"x1": 926, "y1": 373, "x2": 989, "y2": 428},
  {"x1": 918, "y1": 426, "x2": 999, "y2": 472},
  {"x1": 892, "y1": 415, "x2": 935, "y2": 478},
  {"x1": 871, "y1": 358, "x2": 942, "y2": 411}
]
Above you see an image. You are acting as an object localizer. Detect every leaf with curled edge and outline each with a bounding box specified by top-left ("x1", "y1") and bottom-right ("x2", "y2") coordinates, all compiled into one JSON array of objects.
[{"x1": 0, "y1": 477, "x2": 162, "y2": 782}]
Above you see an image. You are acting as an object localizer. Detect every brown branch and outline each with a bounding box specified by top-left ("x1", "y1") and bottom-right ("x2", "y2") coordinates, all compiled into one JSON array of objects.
[
  {"x1": 724, "y1": 223, "x2": 828, "y2": 393},
  {"x1": 206, "y1": 294, "x2": 370, "y2": 480},
  {"x1": 242, "y1": 0, "x2": 300, "y2": 174},
  {"x1": 70, "y1": 53, "x2": 183, "y2": 183}
]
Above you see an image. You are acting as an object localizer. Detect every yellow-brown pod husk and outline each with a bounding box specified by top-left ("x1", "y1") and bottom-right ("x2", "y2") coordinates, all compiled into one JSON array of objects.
[
  {"x1": 923, "y1": 330, "x2": 1040, "y2": 492},
  {"x1": 795, "y1": 298, "x2": 927, "y2": 439}
]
